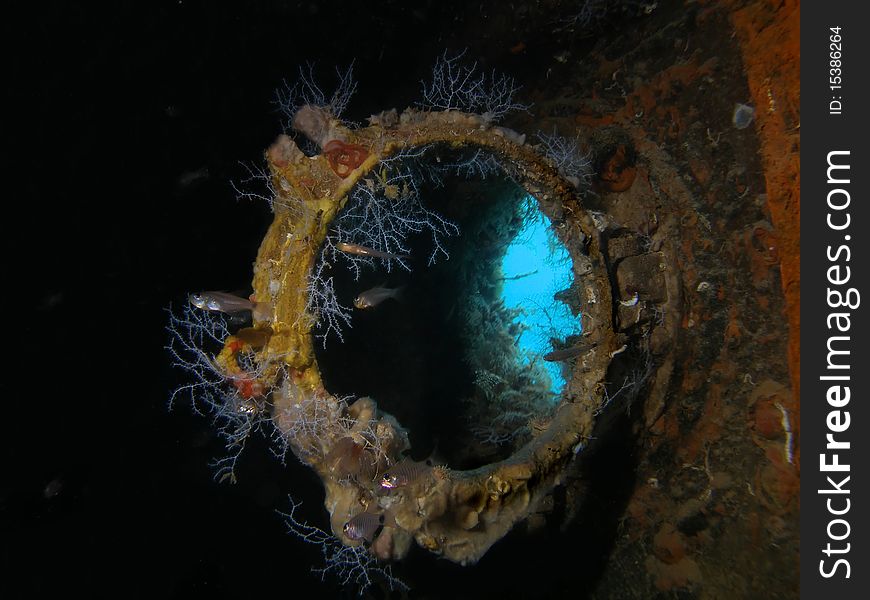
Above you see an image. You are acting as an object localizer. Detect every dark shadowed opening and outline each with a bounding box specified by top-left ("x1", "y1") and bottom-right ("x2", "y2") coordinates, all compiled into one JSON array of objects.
[{"x1": 313, "y1": 147, "x2": 578, "y2": 469}]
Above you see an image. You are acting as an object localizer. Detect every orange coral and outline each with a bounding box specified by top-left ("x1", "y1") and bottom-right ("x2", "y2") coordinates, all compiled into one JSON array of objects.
[
  {"x1": 231, "y1": 375, "x2": 264, "y2": 400},
  {"x1": 216, "y1": 334, "x2": 267, "y2": 400},
  {"x1": 323, "y1": 139, "x2": 370, "y2": 178},
  {"x1": 598, "y1": 144, "x2": 637, "y2": 192}
]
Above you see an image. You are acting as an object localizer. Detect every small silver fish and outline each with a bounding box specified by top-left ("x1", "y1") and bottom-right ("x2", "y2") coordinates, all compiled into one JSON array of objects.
[
  {"x1": 543, "y1": 341, "x2": 596, "y2": 362},
  {"x1": 380, "y1": 459, "x2": 433, "y2": 490},
  {"x1": 176, "y1": 167, "x2": 210, "y2": 189},
  {"x1": 343, "y1": 512, "x2": 385, "y2": 543},
  {"x1": 354, "y1": 286, "x2": 404, "y2": 310},
  {"x1": 336, "y1": 242, "x2": 407, "y2": 262},
  {"x1": 189, "y1": 291, "x2": 256, "y2": 314}
]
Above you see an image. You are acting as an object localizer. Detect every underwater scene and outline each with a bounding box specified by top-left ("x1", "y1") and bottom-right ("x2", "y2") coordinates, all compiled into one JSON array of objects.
[{"x1": 7, "y1": 1, "x2": 800, "y2": 598}]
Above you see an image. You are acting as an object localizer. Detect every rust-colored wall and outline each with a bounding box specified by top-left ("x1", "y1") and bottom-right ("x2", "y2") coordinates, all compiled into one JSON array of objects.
[{"x1": 728, "y1": 0, "x2": 801, "y2": 466}]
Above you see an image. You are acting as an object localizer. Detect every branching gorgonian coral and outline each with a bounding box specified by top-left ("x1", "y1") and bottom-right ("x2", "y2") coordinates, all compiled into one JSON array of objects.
[
  {"x1": 308, "y1": 147, "x2": 460, "y2": 344},
  {"x1": 536, "y1": 129, "x2": 593, "y2": 188},
  {"x1": 166, "y1": 304, "x2": 277, "y2": 483},
  {"x1": 281, "y1": 497, "x2": 408, "y2": 594},
  {"x1": 326, "y1": 148, "x2": 460, "y2": 275},
  {"x1": 276, "y1": 61, "x2": 358, "y2": 129},
  {"x1": 305, "y1": 255, "x2": 353, "y2": 347},
  {"x1": 420, "y1": 49, "x2": 530, "y2": 122}
]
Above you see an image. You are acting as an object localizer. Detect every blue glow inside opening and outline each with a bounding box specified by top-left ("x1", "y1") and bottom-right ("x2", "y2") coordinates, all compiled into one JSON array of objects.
[{"x1": 501, "y1": 196, "x2": 582, "y2": 395}]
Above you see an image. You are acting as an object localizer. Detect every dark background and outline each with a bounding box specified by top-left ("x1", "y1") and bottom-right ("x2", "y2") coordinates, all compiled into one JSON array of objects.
[{"x1": 3, "y1": 2, "x2": 635, "y2": 598}]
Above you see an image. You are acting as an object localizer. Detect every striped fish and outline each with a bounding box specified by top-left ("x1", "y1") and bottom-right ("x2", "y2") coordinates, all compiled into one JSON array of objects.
[
  {"x1": 380, "y1": 458, "x2": 433, "y2": 490},
  {"x1": 343, "y1": 512, "x2": 385, "y2": 543}
]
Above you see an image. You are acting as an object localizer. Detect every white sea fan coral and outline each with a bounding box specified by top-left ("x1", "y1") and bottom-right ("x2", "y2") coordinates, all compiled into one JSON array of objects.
[
  {"x1": 420, "y1": 49, "x2": 530, "y2": 122},
  {"x1": 536, "y1": 129, "x2": 593, "y2": 187}
]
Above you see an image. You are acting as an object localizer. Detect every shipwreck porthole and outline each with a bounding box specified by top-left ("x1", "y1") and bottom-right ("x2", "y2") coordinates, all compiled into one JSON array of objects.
[
  {"x1": 171, "y1": 98, "x2": 624, "y2": 569},
  {"x1": 314, "y1": 148, "x2": 583, "y2": 468}
]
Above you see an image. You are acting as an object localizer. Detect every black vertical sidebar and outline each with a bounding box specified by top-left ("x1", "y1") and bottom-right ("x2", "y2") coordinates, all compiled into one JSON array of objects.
[{"x1": 801, "y1": 3, "x2": 869, "y2": 597}]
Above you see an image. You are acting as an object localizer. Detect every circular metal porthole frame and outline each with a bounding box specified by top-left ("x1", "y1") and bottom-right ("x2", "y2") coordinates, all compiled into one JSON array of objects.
[{"x1": 214, "y1": 106, "x2": 620, "y2": 565}]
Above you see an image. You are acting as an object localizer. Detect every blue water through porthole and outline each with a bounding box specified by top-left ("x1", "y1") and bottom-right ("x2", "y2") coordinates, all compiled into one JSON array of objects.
[{"x1": 501, "y1": 196, "x2": 582, "y2": 395}]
